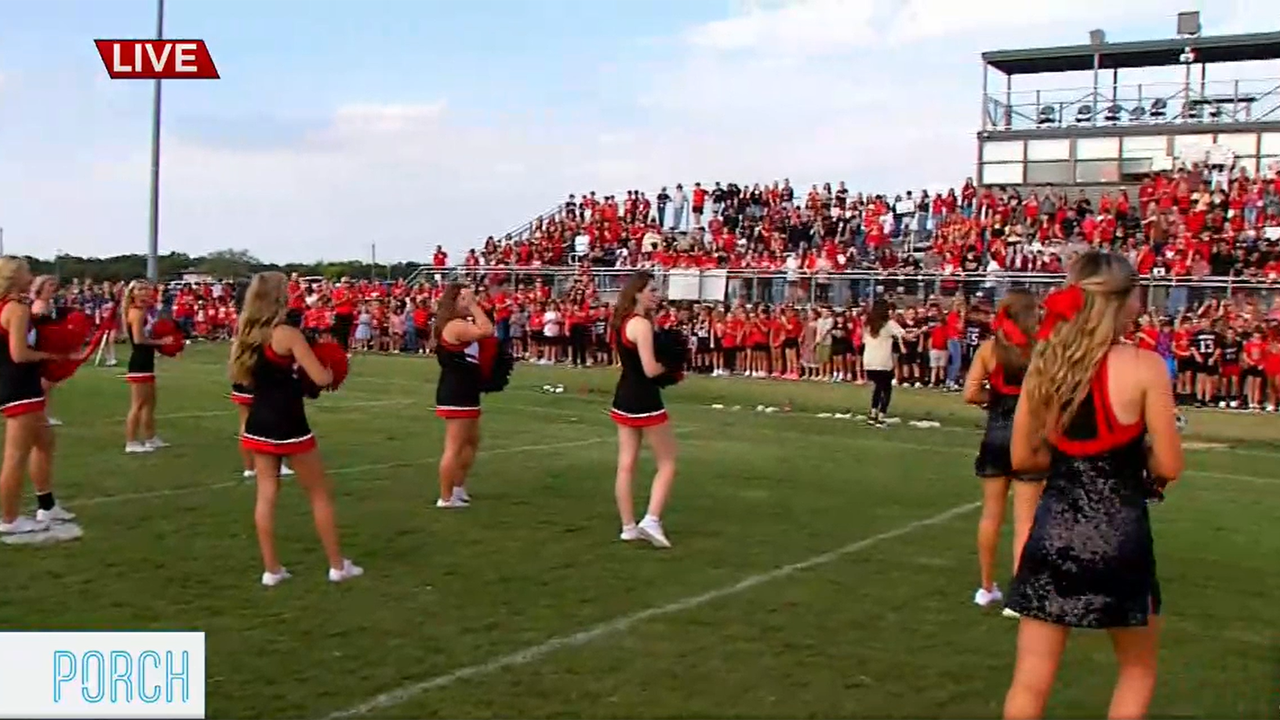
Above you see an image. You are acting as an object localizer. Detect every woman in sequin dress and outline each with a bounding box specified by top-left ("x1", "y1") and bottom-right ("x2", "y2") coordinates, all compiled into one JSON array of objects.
[
  {"x1": 1003, "y1": 251, "x2": 1184, "y2": 719},
  {"x1": 962, "y1": 289, "x2": 1043, "y2": 610}
]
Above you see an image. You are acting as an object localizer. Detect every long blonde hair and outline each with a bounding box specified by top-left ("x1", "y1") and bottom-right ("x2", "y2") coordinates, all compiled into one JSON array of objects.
[
  {"x1": 0, "y1": 257, "x2": 31, "y2": 299},
  {"x1": 120, "y1": 279, "x2": 149, "y2": 328},
  {"x1": 230, "y1": 272, "x2": 288, "y2": 386},
  {"x1": 1023, "y1": 251, "x2": 1135, "y2": 428}
]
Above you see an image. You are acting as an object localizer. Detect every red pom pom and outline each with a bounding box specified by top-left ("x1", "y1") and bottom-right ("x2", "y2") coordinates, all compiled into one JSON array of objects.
[
  {"x1": 309, "y1": 341, "x2": 349, "y2": 391},
  {"x1": 35, "y1": 322, "x2": 106, "y2": 383},
  {"x1": 34, "y1": 324, "x2": 83, "y2": 355},
  {"x1": 63, "y1": 311, "x2": 91, "y2": 342},
  {"x1": 41, "y1": 359, "x2": 80, "y2": 383},
  {"x1": 149, "y1": 317, "x2": 185, "y2": 357}
]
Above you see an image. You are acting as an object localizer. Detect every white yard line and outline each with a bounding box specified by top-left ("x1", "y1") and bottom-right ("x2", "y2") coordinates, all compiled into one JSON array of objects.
[
  {"x1": 70, "y1": 436, "x2": 614, "y2": 507},
  {"x1": 322, "y1": 500, "x2": 981, "y2": 719}
]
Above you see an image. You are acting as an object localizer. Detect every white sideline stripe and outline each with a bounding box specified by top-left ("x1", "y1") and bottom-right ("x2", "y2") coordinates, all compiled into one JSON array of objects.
[
  {"x1": 322, "y1": 500, "x2": 981, "y2": 719},
  {"x1": 71, "y1": 436, "x2": 613, "y2": 508}
]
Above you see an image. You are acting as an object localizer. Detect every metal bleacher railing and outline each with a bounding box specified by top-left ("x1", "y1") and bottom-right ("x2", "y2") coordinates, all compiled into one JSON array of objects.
[
  {"x1": 425, "y1": 265, "x2": 1279, "y2": 317},
  {"x1": 405, "y1": 200, "x2": 567, "y2": 286}
]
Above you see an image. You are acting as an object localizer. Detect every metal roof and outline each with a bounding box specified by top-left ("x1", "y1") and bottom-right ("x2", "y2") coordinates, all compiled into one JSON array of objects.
[{"x1": 982, "y1": 31, "x2": 1280, "y2": 76}]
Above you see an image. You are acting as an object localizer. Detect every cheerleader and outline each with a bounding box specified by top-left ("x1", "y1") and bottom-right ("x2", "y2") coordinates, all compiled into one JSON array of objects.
[
  {"x1": 230, "y1": 358, "x2": 294, "y2": 481},
  {"x1": 434, "y1": 283, "x2": 495, "y2": 508},
  {"x1": 1003, "y1": 252, "x2": 1183, "y2": 719},
  {"x1": 30, "y1": 276, "x2": 63, "y2": 427},
  {"x1": 962, "y1": 289, "x2": 1042, "y2": 609},
  {"x1": 232, "y1": 271, "x2": 361, "y2": 585},
  {"x1": 121, "y1": 281, "x2": 171, "y2": 453},
  {"x1": 0, "y1": 258, "x2": 77, "y2": 537},
  {"x1": 609, "y1": 271, "x2": 676, "y2": 548}
]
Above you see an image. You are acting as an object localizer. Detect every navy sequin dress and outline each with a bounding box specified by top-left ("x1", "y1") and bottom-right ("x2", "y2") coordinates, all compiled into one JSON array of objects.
[
  {"x1": 1005, "y1": 354, "x2": 1161, "y2": 629},
  {"x1": 974, "y1": 364, "x2": 1043, "y2": 481}
]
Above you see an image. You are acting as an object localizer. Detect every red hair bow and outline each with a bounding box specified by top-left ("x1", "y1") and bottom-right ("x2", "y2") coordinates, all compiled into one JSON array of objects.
[
  {"x1": 993, "y1": 307, "x2": 1029, "y2": 348},
  {"x1": 1036, "y1": 284, "x2": 1086, "y2": 341}
]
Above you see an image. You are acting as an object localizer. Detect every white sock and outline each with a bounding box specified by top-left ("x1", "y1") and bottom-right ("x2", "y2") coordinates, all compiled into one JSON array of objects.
[{"x1": 642, "y1": 513, "x2": 659, "y2": 524}]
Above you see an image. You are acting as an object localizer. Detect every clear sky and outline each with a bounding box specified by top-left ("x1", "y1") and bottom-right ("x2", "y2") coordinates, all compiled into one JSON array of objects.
[{"x1": 0, "y1": 0, "x2": 1274, "y2": 263}]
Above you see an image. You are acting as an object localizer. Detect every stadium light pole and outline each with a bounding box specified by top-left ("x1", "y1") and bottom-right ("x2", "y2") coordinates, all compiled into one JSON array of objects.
[{"x1": 145, "y1": 0, "x2": 165, "y2": 282}]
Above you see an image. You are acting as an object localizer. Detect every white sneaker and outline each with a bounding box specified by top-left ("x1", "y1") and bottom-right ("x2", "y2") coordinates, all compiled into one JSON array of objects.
[
  {"x1": 243, "y1": 469, "x2": 256, "y2": 479},
  {"x1": 1002, "y1": 607, "x2": 1021, "y2": 619},
  {"x1": 435, "y1": 497, "x2": 467, "y2": 509},
  {"x1": 637, "y1": 517, "x2": 671, "y2": 549},
  {"x1": 619, "y1": 524, "x2": 641, "y2": 541},
  {"x1": 105, "y1": 359, "x2": 118, "y2": 367},
  {"x1": 328, "y1": 559, "x2": 364, "y2": 583},
  {"x1": 279, "y1": 463, "x2": 295, "y2": 477},
  {"x1": 36, "y1": 505, "x2": 76, "y2": 523},
  {"x1": 261, "y1": 568, "x2": 292, "y2": 587},
  {"x1": 46, "y1": 417, "x2": 63, "y2": 427},
  {"x1": 0, "y1": 516, "x2": 49, "y2": 535},
  {"x1": 144, "y1": 437, "x2": 170, "y2": 449},
  {"x1": 974, "y1": 585, "x2": 1004, "y2": 607},
  {"x1": 124, "y1": 441, "x2": 153, "y2": 454},
  {"x1": 452, "y1": 486, "x2": 471, "y2": 504}
]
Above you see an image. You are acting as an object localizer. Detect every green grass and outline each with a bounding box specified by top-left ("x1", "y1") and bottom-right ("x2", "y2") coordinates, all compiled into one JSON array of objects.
[{"x1": 5, "y1": 345, "x2": 1279, "y2": 718}]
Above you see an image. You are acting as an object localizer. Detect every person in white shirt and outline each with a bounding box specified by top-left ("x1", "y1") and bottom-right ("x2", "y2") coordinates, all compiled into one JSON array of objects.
[
  {"x1": 862, "y1": 299, "x2": 905, "y2": 427},
  {"x1": 542, "y1": 303, "x2": 563, "y2": 364}
]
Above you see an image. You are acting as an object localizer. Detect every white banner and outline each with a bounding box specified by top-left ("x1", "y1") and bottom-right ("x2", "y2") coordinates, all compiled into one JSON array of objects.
[
  {"x1": 0, "y1": 632, "x2": 206, "y2": 718},
  {"x1": 666, "y1": 269, "x2": 702, "y2": 301},
  {"x1": 700, "y1": 269, "x2": 727, "y2": 301}
]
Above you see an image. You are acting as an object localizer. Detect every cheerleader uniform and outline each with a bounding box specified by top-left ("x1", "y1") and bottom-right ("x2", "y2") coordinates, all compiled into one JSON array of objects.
[
  {"x1": 974, "y1": 364, "x2": 1042, "y2": 480},
  {"x1": 231, "y1": 382, "x2": 254, "y2": 407},
  {"x1": 0, "y1": 300, "x2": 46, "y2": 418},
  {"x1": 436, "y1": 338, "x2": 482, "y2": 419},
  {"x1": 610, "y1": 315, "x2": 667, "y2": 427},
  {"x1": 125, "y1": 310, "x2": 156, "y2": 384},
  {"x1": 1005, "y1": 352, "x2": 1160, "y2": 628},
  {"x1": 240, "y1": 345, "x2": 315, "y2": 456}
]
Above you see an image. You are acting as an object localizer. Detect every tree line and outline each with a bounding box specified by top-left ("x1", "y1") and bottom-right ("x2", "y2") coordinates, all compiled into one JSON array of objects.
[{"x1": 28, "y1": 249, "x2": 424, "y2": 284}]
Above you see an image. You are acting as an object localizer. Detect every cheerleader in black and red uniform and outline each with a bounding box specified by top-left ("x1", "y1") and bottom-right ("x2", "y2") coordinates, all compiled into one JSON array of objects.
[
  {"x1": 231, "y1": 381, "x2": 295, "y2": 480},
  {"x1": 434, "y1": 283, "x2": 495, "y2": 508},
  {"x1": 610, "y1": 271, "x2": 678, "y2": 548},
  {"x1": 30, "y1": 276, "x2": 63, "y2": 428},
  {"x1": 962, "y1": 289, "x2": 1043, "y2": 610},
  {"x1": 0, "y1": 258, "x2": 79, "y2": 538},
  {"x1": 121, "y1": 280, "x2": 175, "y2": 454},
  {"x1": 233, "y1": 271, "x2": 361, "y2": 586}
]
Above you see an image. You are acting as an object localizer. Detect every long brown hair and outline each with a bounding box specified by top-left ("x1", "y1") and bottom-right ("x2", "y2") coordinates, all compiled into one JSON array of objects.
[
  {"x1": 433, "y1": 282, "x2": 466, "y2": 342},
  {"x1": 1023, "y1": 251, "x2": 1135, "y2": 427},
  {"x1": 611, "y1": 271, "x2": 653, "y2": 332},
  {"x1": 230, "y1": 272, "x2": 288, "y2": 386},
  {"x1": 992, "y1": 289, "x2": 1038, "y2": 375},
  {"x1": 866, "y1": 299, "x2": 890, "y2": 338}
]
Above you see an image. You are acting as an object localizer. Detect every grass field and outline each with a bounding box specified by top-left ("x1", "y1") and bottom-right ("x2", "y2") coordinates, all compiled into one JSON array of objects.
[{"x1": 5, "y1": 344, "x2": 1278, "y2": 719}]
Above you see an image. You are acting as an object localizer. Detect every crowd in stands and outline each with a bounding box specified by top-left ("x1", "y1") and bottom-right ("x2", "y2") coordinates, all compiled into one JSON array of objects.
[{"x1": 444, "y1": 162, "x2": 1280, "y2": 283}]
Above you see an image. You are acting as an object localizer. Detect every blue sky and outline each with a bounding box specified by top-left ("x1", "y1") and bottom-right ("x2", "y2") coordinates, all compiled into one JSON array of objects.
[{"x1": 0, "y1": 0, "x2": 1274, "y2": 263}]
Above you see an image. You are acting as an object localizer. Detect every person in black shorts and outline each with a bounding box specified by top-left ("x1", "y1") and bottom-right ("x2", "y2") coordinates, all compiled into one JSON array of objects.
[
  {"x1": 0, "y1": 258, "x2": 80, "y2": 538},
  {"x1": 434, "y1": 283, "x2": 496, "y2": 508},
  {"x1": 1190, "y1": 320, "x2": 1220, "y2": 407},
  {"x1": 232, "y1": 270, "x2": 361, "y2": 586},
  {"x1": 898, "y1": 306, "x2": 923, "y2": 387},
  {"x1": 610, "y1": 271, "x2": 676, "y2": 549}
]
